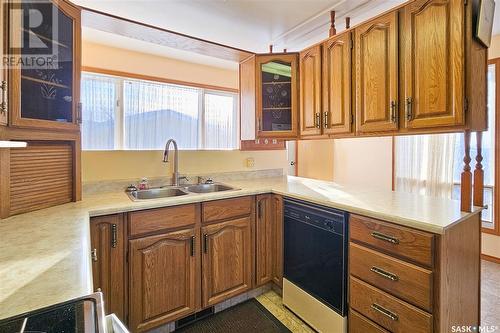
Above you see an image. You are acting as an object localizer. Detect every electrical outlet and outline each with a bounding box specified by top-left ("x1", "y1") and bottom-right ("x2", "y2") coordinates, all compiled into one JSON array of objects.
[{"x1": 246, "y1": 157, "x2": 255, "y2": 168}]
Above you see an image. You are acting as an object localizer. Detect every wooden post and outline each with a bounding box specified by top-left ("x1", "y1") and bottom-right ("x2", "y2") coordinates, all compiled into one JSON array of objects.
[
  {"x1": 345, "y1": 17, "x2": 351, "y2": 29},
  {"x1": 329, "y1": 11, "x2": 336, "y2": 37},
  {"x1": 461, "y1": 130, "x2": 472, "y2": 212},
  {"x1": 473, "y1": 131, "x2": 484, "y2": 207}
]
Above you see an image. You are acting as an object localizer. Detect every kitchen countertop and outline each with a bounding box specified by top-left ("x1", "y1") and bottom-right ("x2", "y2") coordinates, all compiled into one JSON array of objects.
[{"x1": 0, "y1": 175, "x2": 481, "y2": 320}]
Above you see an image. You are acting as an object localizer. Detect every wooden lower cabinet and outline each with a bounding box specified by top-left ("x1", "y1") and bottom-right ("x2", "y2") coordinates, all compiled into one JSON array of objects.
[
  {"x1": 90, "y1": 214, "x2": 126, "y2": 322},
  {"x1": 256, "y1": 194, "x2": 273, "y2": 285},
  {"x1": 202, "y1": 216, "x2": 253, "y2": 307},
  {"x1": 271, "y1": 194, "x2": 283, "y2": 286},
  {"x1": 129, "y1": 228, "x2": 200, "y2": 332}
]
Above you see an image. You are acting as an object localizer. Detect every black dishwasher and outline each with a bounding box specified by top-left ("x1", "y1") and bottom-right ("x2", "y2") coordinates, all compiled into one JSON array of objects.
[{"x1": 283, "y1": 198, "x2": 348, "y2": 316}]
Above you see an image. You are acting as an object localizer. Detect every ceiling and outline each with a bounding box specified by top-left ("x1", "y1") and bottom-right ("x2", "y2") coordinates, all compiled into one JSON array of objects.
[{"x1": 73, "y1": 0, "x2": 500, "y2": 69}]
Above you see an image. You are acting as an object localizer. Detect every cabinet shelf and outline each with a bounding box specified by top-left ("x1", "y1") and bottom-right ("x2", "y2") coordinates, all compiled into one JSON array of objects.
[
  {"x1": 21, "y1": 75, "x2": 70, "y2": 89},
  {"x1": 263, "y1": 107, "x2": 291, "y2": 110}
]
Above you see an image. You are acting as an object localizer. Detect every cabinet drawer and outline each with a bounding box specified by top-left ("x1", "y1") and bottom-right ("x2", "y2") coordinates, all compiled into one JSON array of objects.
[
  {"x1": 350, "y1": 242, "x2": 433, "y2": 312},
  {"x1": 350, "y1": 214, "x2": 434, "y2": 267},
  {"x1": 350, "y1": 277, "x2": 433, "y2": 333},
  {"x1": 349, "y1": 310, "x2": 389, "y2": 333},
  {"x1": 129, "y1": 204, "x2": 197, "y2": 237},
  {"x1": 202, "y1": 196, "x2": 253, "y2": 223}
]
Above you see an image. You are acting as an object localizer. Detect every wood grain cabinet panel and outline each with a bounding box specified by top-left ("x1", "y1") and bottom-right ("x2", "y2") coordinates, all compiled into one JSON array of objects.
[
  {"x1": 128, "y1": 204, "x2": 197, "y2": 237},
  {"x1": 350, "y1": 214, "x2": 434, "y2": 268},
  {"x1": 271, "y1": 194, "x2": 283, "y2": 286},
  {"x1": 349, "y1": 310, "x2": 390, "y2": 333},
  {"x1": 350, "y1": 277, "x2": 433, "y2": 333},
  {"x1": 90, "y1": 214, "x2": 126, "y2": 323},
  {"x1": 202, "y1": 216, "x2": 253, "y2": 307},
  {"x1": 256, "y1": 194, "x2": 273, "y2": 285},
  {"x1": 129, "y1": 228, "x2": 199, "y2": 332},
  {"x1": 202, "y1": 196, "x2": 253, "y2": 223},
  {"x1": 299, "y1": 45, "x2": 323, "y2": 137},
  {"x1": 355, "y1": 12, "x2": 399, "y2": 134},
  {"x1": 402, "y1": 0, "x2": 464, "y2": 129},
  {"x1": 349, "y1": 242, "x2": 433, "y2": 312},
  {"x1": 322, "y1": 32, "x2": 352, "y2": 136}
]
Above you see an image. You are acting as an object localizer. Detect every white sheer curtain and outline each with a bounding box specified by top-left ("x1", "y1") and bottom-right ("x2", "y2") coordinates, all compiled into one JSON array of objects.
[
  {"x1": 203, "y1": 92, "x2": 238, "y2": 149},
  {"x1": 124, "y1": 80, "x2": 200, "y2": 150},
  {"x1": 395, "y1": 134, "x2": 458, "y2": 198},
  {"x1": 81, "y1": 74, "x2": 117, "y2": 150}
]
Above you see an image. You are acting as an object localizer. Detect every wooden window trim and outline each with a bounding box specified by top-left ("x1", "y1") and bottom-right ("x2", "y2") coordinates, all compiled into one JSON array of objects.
[{"x1": 391, "y1": 58, "x2": 500, "y2": 235}]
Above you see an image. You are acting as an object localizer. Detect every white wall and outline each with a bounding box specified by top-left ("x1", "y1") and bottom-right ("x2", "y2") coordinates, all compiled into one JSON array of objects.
[{"x1": 333, "y1": 137, "x2": 393, "y2": 190}]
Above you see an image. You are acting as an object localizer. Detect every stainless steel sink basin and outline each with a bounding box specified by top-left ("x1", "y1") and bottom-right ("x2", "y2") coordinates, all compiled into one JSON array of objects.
[
  {"x1": 127, "y1": 187, "x2": 188, "y2": 201},
  {"x1": 184, "y1": 183, "x2": 236, "y2": 193}
]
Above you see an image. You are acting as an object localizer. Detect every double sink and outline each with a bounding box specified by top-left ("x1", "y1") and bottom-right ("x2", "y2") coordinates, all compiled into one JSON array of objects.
[{"x1": 127, "y1": 183, "x2": 237, "y2": 201}]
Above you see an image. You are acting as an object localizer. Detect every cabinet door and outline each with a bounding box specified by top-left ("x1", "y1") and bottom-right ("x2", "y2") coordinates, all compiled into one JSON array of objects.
[
  {"x1": 322, "y1": 32, "x2": 352, "y2": 136},
  {"x1": 90, "y1": 214, "x2": 126, "y2": 322},
  {"x1": 0, "y1": 0, "x2": 7, "y2": 126},
  {"x1": 355, "y1": 12, "x2": 398, "y2": 133},
  {"x1": 300, "y1": 45, "x2": 323, "y2": 137},
  {"x1": 9, "y1": 0, "x2": 81, "y2": 131},
  {"x1": 255, "y1": 53, "x2": 299, "y2": 139},
  {"x1": 202, "y1": 217, "x2": 252, "y2": 307},
  {"x1": 402, "y1": 0, "x2": 464, "y2": 129},
  {"x1": 129, "y1": 228, "x2": 199, "y2": 332},
  {"x1": 256, "y1": 194, "x2": 273, "y2": 285},
  {"x1": 271, "y1": 195, "x2": 283, "y2": 286}
]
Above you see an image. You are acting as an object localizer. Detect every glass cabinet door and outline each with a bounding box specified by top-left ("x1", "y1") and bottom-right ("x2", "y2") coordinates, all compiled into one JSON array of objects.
[
  {"x1": 9, "y1": 0, "x2": 80, "y2": 130},
  {"x1": 256, "y1": 54, "x2": 298, "y2": 138}
]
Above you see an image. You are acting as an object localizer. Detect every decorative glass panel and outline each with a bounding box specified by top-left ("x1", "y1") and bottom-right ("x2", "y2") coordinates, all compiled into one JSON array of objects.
[{"x1": 260, "y1": 61, "x2": 292, "y2": 131}]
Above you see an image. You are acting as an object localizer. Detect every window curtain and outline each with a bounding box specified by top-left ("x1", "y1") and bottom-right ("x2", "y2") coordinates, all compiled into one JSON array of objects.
[
  {"x1": 124, "y1": 80, "x2": 200, "y2": 150},
  {"x1": 395, "y1": 134, "x2": 458, "y2": 199},
  {"x1": 203, "y1": 92, "x2": 238, "y2": 149},
  {"x1": 81, "y1": 74, "x2": 117, "y2": 150}
]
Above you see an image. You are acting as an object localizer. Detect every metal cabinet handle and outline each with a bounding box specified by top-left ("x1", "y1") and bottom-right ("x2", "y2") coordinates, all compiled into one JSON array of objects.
[
  {"x1": 203, "y1": 234, "x2": 208, "y2": 254},
  {"x1": 371, "y1": 266, "x2": 399, "y2": 281},
  {"x1": 323, "y1": 112, "x2": 329, "y2": 129},
  {"x1": 315, "y1": 112, "x2": 321, "y2": 129},
  {"x1": 91, "y1": 249, "x2": 98, "y2": 262},
  {"x1": 371, "y1": 303, "x2": 398, "y2": 321},
  {"x1": 111, "y1": 224, "x2": 117, "y2": 248},
  {"x1": 190, "y1": 236, "x2": 195, "y2": 257},
  {"x1": 258, "y1": 201, "x2": 264, "y2": 219},
  {"x1": 390, "y1": 100, "x2": 397, "y2": 123},
  {"x1": 0, "y1": 81, "x2": 7, "y2": 115},
  {"x1": 257, "y1": 117, "x2": 262, "y2": 131},
  {"x1": 406, "y1": 97, "x2": 413, "y2": 121},
  {"x1": 371, "y1": 231, "x2": 399, "y2": 244}
]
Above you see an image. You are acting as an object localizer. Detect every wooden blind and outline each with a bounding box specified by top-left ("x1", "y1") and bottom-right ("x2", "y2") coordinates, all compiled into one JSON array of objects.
[{"x1": 10, "y1": 141, "x2": 73, "y2": 215}]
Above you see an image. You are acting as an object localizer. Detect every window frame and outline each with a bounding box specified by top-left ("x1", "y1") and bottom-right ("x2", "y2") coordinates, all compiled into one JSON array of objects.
[{"x1": 81, "y1": 68, "x2": 239, "y2": 151}]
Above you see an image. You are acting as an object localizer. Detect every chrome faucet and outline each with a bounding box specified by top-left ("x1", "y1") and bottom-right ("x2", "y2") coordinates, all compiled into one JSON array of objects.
[{"x1": 163, "y1": 139, "x2": 180, "y2": 186}]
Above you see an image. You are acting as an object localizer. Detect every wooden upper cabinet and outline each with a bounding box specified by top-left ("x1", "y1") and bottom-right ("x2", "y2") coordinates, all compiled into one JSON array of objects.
[
  {"x1": 299, "y1": 45, "x2": 322, "y2": 137},
  {"x1": 402, "y1": 0, "x2": 464, "y2": 129},
  {"x1": 355, "y1": 12, "x2": 399, "y2": 134},
  {"x1": 129, "y1": 228, "x2": 199, "y2": 332},
  {"x1": 322, "y1": 32, "x2": 353, "y2": 136},
  {"x1": 90, "y1": 214, "x2": 126, "y2": 323},
  {"x1": 202, "y1": 216, "x2": 252, "y2": 307},
  {"x1": 256, "y1": 194, "x2": 273, "y2": 286},
  {"x1": 255, "y1": 53, "x2": 299, "y2": 139},
  {"x1": 8, "y1": 0, "x2": 81, "y2": 131}
]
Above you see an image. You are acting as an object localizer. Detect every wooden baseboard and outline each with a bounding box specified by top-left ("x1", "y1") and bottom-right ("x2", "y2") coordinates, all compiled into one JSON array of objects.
[{"x1": 481, "y1": 253, "x2": 500, "y2": 264}]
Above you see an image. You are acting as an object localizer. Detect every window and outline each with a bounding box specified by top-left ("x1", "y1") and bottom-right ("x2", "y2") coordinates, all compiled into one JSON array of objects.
[
  {"x1": 395, "y1": 61, "x2": 498, "y2": 233},
  {"x1": 452, "y1": 62, "x2": 496, "y2": 230},
  {"x1": 81, "y1": 73, "x2": 238, "y2": 150}
]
